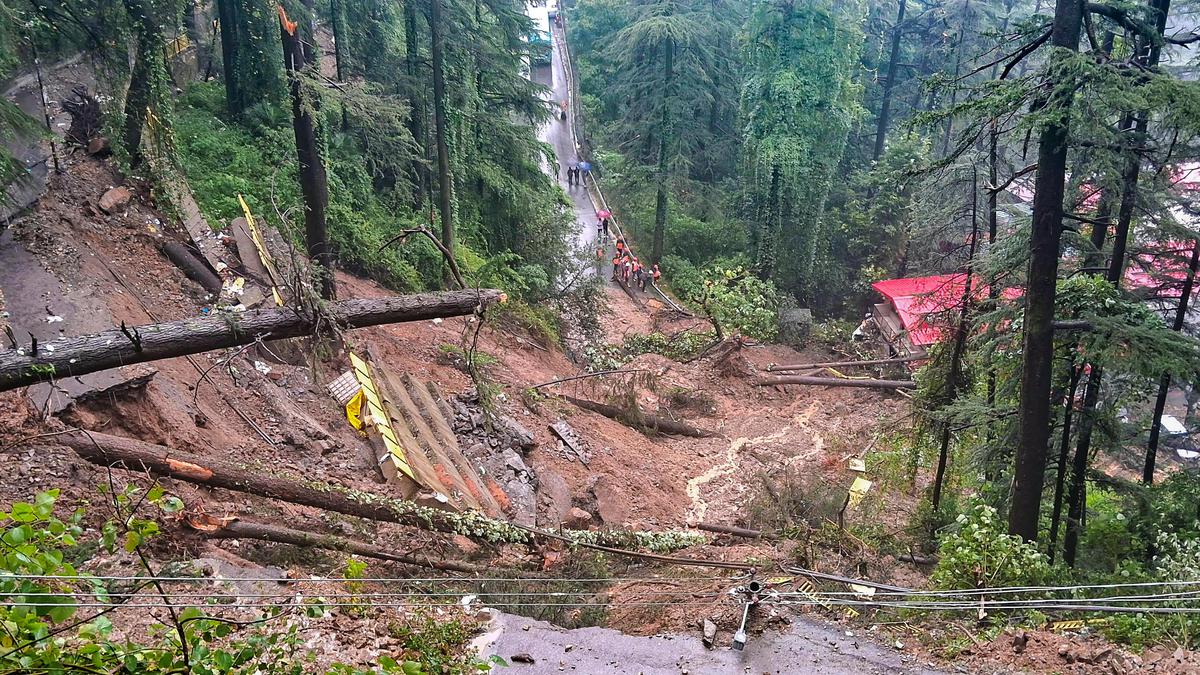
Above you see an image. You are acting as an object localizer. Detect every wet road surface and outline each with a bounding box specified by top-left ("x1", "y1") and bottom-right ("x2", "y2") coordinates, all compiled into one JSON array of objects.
[{"x1": 473, "y1": 611, "x2": 945, "y2": 675}]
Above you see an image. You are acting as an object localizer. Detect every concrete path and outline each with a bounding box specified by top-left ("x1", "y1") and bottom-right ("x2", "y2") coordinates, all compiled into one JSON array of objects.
[
  {"x1": 531, "y1": 18, "x2": 610, "y2": 279},
  {"x1": 473, "y1": 611, "x2": 945, "y2": 675}
]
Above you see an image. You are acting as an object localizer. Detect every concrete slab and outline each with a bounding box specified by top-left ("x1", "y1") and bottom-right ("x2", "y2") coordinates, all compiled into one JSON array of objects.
[
  {"x1": 472, "y1": 611, "x2": 945, "y2": 675},
  {"x1": 0, "y1": 228, "x2": 141, "y2": 413}
]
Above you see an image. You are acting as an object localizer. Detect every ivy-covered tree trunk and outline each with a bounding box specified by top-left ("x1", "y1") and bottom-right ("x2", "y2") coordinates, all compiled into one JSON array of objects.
[
  {"x1": 1008, "y1": 0, "x2": 1083, "y2": 543},
  {"x1": 121, "y1": 0, "x2": 165, "y2": 167},
  {"x1": 1145, "y1": 240, "x2": 1200, "y2": 483},
  {"x1": 651, "y1": 36, "x2": 674, "y2": 267},
  {"x1": 280, "y1": 8, "x2": 335, "y2": 299},
  {"x1": 218, "y1": 0, "x2": 285, "y2": 117},
  {"x1": 1063, "y1": 363, "x2": 1101, "y2": 566},
  {"x1": 873, "y1": 0, "x2": 906, "y2": 160},
  {"x1": 404, "y1": 0, "x2": 429, "y2": 210},
  {"x1": 216, "y1": 0, "x2": 244, "y2": 114},
  {"x1": 429, "y1": 0, "x2": 457, "y2": 288}
]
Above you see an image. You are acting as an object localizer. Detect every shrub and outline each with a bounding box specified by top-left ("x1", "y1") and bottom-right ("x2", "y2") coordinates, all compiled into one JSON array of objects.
[{"x1": 930, "y1": 503, "x2": 1051, "y2": 590}]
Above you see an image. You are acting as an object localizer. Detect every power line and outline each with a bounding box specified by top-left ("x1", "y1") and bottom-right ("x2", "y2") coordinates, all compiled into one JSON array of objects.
[{"x1": 0, "y1": 574, "x2": 732, "y2": 583}]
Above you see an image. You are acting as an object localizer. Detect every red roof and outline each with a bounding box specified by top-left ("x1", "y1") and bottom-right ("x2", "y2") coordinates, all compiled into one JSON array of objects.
[
  {"x1": 873, "y1": 274, "x2": 1021, "y2": 347},
  {"x1": 1124, "y1": 242, "x2": 1195, "y2": 298},
  {"x1": 873, "y1": 274, "x2": 972, "y2": 347}
]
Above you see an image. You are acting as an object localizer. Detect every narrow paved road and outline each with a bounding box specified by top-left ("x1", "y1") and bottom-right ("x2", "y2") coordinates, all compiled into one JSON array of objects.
[
  {"x1": 473, "y1": 611, "x2": 945, "y2": 674},
  {"x1": 532, "y1": 18, "x2": 609, "y2": 278}
]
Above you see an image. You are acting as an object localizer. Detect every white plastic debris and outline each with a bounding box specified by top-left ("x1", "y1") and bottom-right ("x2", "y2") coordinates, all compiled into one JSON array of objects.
[
  {"x1": 254, "y1": 361, "x2": 272, "y2": 376},
  {"x1": 431, "y1": 317, "x2": 444, "y2": 325},
  {"x1": 46, "y1": 315, "x2": 63, "y2": 323}
]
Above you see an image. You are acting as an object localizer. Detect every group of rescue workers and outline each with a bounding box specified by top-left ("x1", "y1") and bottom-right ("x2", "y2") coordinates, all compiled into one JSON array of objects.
[{"x1": 606, "y1": 234, "x2": 661, "y2": 292}]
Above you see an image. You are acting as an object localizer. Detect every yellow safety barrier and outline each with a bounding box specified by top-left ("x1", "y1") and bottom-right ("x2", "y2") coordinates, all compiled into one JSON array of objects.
[
  {"x1": 1047, "y1": 618, "x2": 1109, "y2": 631},
  {"x1": 164, "y1": 35, "x2": 191, "y2": 60},
  {"x1": 848, "y1": 476, "x2": 873, "y2": 508},
  {"x1": 237, "y1": 194, "x2": 285, "y2": 306},
  {"x1": 349, "y1": 353, "x2": 415, "y2": 480}
]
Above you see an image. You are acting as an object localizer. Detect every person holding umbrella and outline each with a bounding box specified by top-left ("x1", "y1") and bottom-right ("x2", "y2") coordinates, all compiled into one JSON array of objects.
[
  {"x1": 596, "y1": 209, "x2": 611, "y2": 241},
  {"x1": 578, "y1": 160, "x2": 592, "y2": 183}
]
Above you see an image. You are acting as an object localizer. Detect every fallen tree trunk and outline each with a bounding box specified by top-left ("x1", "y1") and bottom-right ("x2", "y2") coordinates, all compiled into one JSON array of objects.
[
  {"x1": 767, "y1": 355, "x2": 926, "y2": 372},
  {"x1": 755, "y1": 376, "x2": 916, "y2": 390},
  {"x1": 563, "y1": 395, "x2": 715, "y2": 438},
  {"x1": 57, "y1": 428, "x2": 534, "y2": 546},
  {"x1": 55, "y1": 430, "x2": 748, "y2": 569},
  {"x1": 198, "y1": 518, "x2": 487, "y2": 574},
  {"x1": 0, "y1": 290, "x2": 505, "y2": 392}
]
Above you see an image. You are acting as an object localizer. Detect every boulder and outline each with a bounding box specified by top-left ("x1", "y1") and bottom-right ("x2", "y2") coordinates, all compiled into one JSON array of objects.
[
  {"x1": 499, "y1": 414, "x2": 537, "y2": 452},
  {"x1": 777, "y1": 307, "x2": 813, "y2": 348},
  {"x1": 535, "y1": 469, "x2": 572, "y2": 527},
  {"x1": 98, "y1": 187, "x2": 132, "y2": 214},
  {"x1": 590, "y1": 475, "x2": 630, "y2": 525},
  {"x1": 86, "y1": 136, "x2": 112, "y2": 156},
  {"x1": 562, "y1": 507, "x2": 593, "y2": 529}
]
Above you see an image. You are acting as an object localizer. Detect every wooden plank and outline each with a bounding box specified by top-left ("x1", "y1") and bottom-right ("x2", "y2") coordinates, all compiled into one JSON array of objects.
[
  {"x1": 549, "y1": 420, "x2": 590, "y2": 466},
  {"x1": 406, "y1": 375, "x2": 506, "y2": 517},
  {"x1": 367, "y1": 348, "x2": 483, "y2": 512}
]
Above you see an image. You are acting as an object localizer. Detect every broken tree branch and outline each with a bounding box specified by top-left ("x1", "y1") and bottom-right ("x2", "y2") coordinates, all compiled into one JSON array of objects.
[
  {"x1": 768, "y1": 355, "x2": 925, "y2": 372},
  {"x1": 0, "y1": 290, "x2": 505, "y2": 392},
  {"x1": 562, "y1": 395, "x2": 716, "y2": 437},
  {"x1": 530, "y1": 368, "x2": 650, "y2": 390},
  {"x1": 378, "y1": 227, "x2": 465, "y2": 290},
  {"x1": 754, "y1": 376, "x2": 916, "y2": 390},
  {"x1": 196, "y1": 518, "x2": 488, "y2": 574}
]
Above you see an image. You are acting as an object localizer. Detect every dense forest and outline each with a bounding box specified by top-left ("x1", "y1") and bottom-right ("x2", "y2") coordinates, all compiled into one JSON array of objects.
[
  {"x1": 7, "y1": 0, "x2": 1200, "y2": 666},
  {"x1": 569, "y1": 0, "x2": 1200, "y2": 576}
]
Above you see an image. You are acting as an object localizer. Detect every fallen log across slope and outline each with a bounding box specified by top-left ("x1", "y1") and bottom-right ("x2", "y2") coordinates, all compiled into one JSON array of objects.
[
  {"x1": 0, "y1": 289, "x2": 505, "y2": 392},
  {"x1": 57, "y1": 428, "x2": 535, "y2": 546},
  {"x1": 754, "y1": 375, "x2": 916, "y2": 390},
  {"x1": 193, "y1": 518, "x2": 488, "y2": 574},
  {"x1": 562, "y1": 395, "x2": 716, "y2": 438},
  {"x1": 54, "y1": 429, "x2": 747, "y2": 568}
]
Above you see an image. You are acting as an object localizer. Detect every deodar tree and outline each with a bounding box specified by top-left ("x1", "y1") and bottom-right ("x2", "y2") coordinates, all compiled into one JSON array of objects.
[
  {"x1": 607, "y1": 0, "x2": 713, "y2": 267},
  {"x1": 740, "y1": 0, "x2": 864, "y2": 300}
]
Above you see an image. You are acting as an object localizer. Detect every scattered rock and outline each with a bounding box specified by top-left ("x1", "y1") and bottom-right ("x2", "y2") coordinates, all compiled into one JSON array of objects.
[
  {"x1": 449, "y1": 535, "x2": 481, "y2": 558},
  {"x1": 701, "y1": 619, "x2": 717, "y2": 648},
  {"x1": 510, "y1": 653, "x2": 535, "y2": 664},
  {"x1": 1011, "y1": 630, "x2": 1028, "y2": 654},
  {"x1": 98, "y1": 186, "x2": 131, "y2": 214},
  {"x1": 562, "y1": 507, "x2": 592, "y2": 529},
  {"x1": 86, "y1": 136, "x2": 111, "y2": 156},
  {"x1": 499, "y1": 414, "x2": 536, "y2": 451}
]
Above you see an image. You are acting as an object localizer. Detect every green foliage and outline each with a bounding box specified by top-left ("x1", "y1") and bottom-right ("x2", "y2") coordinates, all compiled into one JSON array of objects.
[
  {"x1": 491, "y1": 299, "x2": 563, "y2": 348},
  {"x1": 694, "y1": 265, "x2": 780, "y2": 341},
  {"x1": 931, "y1": 504, "x2": 1052, "y2": 590},
  {"x1": 740, "y1": 0, "x2": 865, "y2": 295},
  {"x1": 583, "y1": 329, "x2": 715, "y2": 371},
  {"x1": 385, "y1": 617, "x2": 499, "y2": 674},
  {"x1": 0, "y1": 490, "x2": 503, "y2": 673}
]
